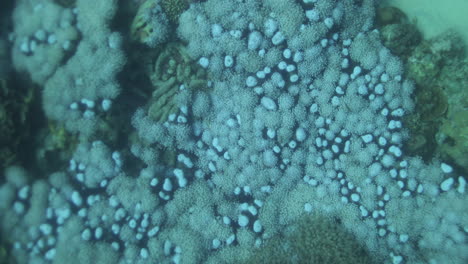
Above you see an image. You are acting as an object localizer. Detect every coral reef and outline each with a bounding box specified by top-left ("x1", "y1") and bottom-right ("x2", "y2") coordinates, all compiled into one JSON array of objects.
[
  {"x1": 1, "y1": 1, "x2": 467, "y2": 264},
  {"x1": 0, "y1": 78, "x2": 35, "y2": 170},
  {"x1": 161, "y1": 0, "x2": 190, "y2": 23},
  {"x1": 377, "y1": 6, "x2": 421, "y2": 57},
  {"x1": 406, "y1": 31, "x2": 467, "y2": 170},
  {"x1": 131, "y1": 0, "x2": 170, "y2": 47},
  {"x1": 378, "y1": 6, "x2": 468, "y2": 172},
  {"x1": 245, "y1": 213, "x2": 376, "y2": 264},
  {"x1": 148, "y1": 42, "x2": 207, "y2": 122},
  {"x1": 436, "y1": 57, "x2": 468, "y2": 170}
]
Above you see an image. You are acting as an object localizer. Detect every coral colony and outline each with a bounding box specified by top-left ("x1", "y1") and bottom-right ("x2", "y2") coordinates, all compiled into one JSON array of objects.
[{"x1": 1, "y1": 0, "x2": 466, "y2": 263}]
